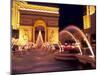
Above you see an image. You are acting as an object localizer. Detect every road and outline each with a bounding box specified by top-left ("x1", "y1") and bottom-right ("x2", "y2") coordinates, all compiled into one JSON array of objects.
[{"x1": 12, "y1": 49, "x2": 94, "y2": 74}]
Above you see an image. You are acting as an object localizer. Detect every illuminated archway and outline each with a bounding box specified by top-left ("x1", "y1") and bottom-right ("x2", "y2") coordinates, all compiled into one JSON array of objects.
[{"x1": 33, "y1": 20, "x2": 47, "y2": 43}]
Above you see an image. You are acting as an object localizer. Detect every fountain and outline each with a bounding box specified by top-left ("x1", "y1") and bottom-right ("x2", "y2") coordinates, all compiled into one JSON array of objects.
[
  {"x1": 59, "y1": 30, "x2": 82, "y2": 55},
  {"x1": 36, "y1": 30, "x2": 44, "y2": 48},
  {"x1": 64, "y1": 25, "x2": 94, "y2": 57}
]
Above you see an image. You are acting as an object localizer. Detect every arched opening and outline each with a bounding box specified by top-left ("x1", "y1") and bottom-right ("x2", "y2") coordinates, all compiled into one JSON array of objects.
[
  {"x1": 34, "y1": 20, "x2": 47, "y2": 43},
  {"x1": 35, "y1": 26, "x2": 45, "y2": 43}
]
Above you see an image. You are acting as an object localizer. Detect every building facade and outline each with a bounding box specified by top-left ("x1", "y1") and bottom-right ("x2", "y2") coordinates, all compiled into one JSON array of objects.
[
  {"x1": 83, "y1": 5, "x2": 96, "y2": 43},
  {"x1": 12, "y1": 0, "x2": 59, "y2": 45}
]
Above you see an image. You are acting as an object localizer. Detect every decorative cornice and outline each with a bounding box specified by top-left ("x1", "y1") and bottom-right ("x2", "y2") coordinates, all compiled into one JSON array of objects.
[{"x1": 15, "y1": 0, "x2": 59, "y2": 14}]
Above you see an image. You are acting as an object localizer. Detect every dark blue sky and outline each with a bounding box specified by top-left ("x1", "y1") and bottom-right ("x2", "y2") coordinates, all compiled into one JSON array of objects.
[{"x1": 59, "y1": 4, "x2": 84, "y2": 31}]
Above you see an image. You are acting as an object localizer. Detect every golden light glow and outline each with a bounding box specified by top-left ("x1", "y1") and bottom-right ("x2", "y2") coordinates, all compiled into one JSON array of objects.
[
  {"x1": 83, "y1": 15, "x2": 91, "y2": 29},
  {"x1": 12, "y1": 0, "x2": 20, "y2": 29},
  {"x1": 36, "y1": 30, "x2": 44, "y2": 47},
  {"x1": 18, "y1": 29, "x2": 28, "y2": 45},
  {"x1": 33, "y1": 20, "x2": 47, "y2": 43},
  {"x1": 18, "y1": 26, "x2": 33, "y2": 45},
  {"x1": 34, "y1": 20, "x2": 47, "y2": 28},
  {"x1": 12, "y1": 0, "x2": 59, "y2": 29},
  {"x1": 83, "y1": 5, "x2": 95, "y2": 29},
  {"x1": 16, "y1": 1, "x2": 59, "y2": 13},
  {"x1": 12, "y1": 0, "x2": 59, "y2": 45},
  {"x1": 48, "y1": 27, "x2": 59, "y2": 44},
  {"x1": 87, "y1": 6, "x2": 96, "y2": 15}
]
